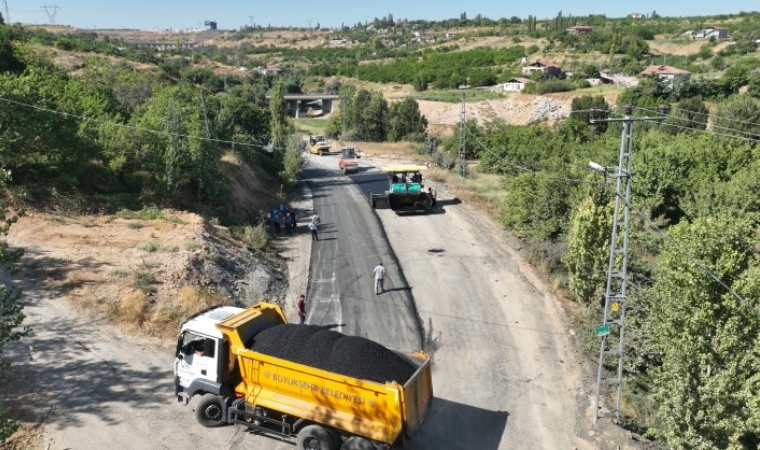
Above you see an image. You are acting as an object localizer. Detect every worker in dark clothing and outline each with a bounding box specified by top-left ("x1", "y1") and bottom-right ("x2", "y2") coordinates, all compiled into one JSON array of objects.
[{"x1": 297, "y1": 294, "x2": 307, "y2": 324}]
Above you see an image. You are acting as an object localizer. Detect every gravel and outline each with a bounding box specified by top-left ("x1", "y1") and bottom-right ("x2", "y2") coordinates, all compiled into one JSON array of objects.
[{"x1": 251, "y1": 324, "x2": 416, "y2": 384}]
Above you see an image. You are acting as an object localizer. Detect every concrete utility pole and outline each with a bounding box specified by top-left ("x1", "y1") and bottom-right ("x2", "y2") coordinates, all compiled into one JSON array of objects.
[
  {"x1": 589, "y1": 104, "x2": 668, "y2": 423},
  {"x1": 3, "y1": 0, "x2": 10, "y2": 23},
  {"x1": 458, "y1": 92, "x2": 467, "y2": 178}
]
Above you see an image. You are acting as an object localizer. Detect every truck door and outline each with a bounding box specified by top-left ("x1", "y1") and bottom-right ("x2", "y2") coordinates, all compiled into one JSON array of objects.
[{"x1": 176, "y1": 331, "x2": 220, "y2": 388}]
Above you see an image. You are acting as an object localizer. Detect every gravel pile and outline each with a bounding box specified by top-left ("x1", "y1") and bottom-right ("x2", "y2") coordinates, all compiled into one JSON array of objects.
[{"x1": 251, "y1": 324, "x2": 416, "y2": 384}]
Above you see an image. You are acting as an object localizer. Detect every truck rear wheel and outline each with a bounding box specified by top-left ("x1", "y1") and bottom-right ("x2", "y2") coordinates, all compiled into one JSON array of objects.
[
  {"x1": 297, "y1": 424, "x2": 337, "y2": 450},
  {"x1": 195, "y1": 395, "x2": 225, "y2": 428},
  {"x1": 341, "y1": 436, "x2": 377, "y2": 450}
]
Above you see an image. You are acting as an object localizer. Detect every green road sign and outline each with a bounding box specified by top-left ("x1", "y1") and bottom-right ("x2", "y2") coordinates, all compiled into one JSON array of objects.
[{"x1": 595, "y1": 325, "x2": 610, "y2": 336}]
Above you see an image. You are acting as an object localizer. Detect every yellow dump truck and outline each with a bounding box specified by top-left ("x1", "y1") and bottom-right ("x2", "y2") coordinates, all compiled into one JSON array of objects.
[{"x1": 175, "y1": 303, "x2": 433, "y2": 450}]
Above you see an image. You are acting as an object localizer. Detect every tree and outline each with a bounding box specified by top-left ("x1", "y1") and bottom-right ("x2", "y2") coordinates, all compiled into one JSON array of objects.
[
  {"x1": 0, "y1": 169, "x2": 26, "y2": 442},
  {"x1": 645, "y1": 216, "x2": 760, "y2": 448},
  {"x1": 388, "y1": 98, "x2": 427, "y2": 142},
  {"x1": 712, "y1": 95, "x2": 760, "y2": 140},
  {"x1": 268, "y1": 79, "x2": 294, "y2": 153},
  {"x1": 564, "y1": 192, "x2": 612, "y2": 304},
  {"x1": 663, "y1": 96, "x2": 709, "y2": 135},
  {"x1": 502, "y1": 172, "x2": 572, "y2": 241}
]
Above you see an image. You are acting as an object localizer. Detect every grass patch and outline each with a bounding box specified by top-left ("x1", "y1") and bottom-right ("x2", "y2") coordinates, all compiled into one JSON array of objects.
[
  {"x1": 120, "y1": 290, "x2": 148, "y2": 325},
  {"x1": 133, "y1": 269, "x2": 158, "y2": 293},
  {"x1": 139, "y1": 260, "x2": 160, "y2": 270},
  {"x1": 108, "y1": 269, "x2": 130, "y2": 278},
  {"x1": 117, "y1": 206, "x2": 164, "y2": 221},
  {"x1": 295, "y1": 118, "x2": 330, "y2": 136},
  {"x1": 168, "y1": 215, "x2": 188, "y2": 225},
  {"x1": 126, "y1": 222, "x2": 144, "y2": 229},
  {"x1": 139, "y1": 241, "x2": 159, "y2": 252},
  {"x1": 182, "y1": 240, "x2": 201, "y2": 251},
  {"x1": 232, "y1": 224, "x2": 269, "y2": 251},
  {"x1": 414, "y1": 88, "x2": 504, "y2": 103}
]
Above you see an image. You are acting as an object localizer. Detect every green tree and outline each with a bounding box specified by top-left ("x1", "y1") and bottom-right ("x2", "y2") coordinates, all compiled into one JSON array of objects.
[
  {"x1": 388, "y1": 98, "x2": 427, "y2": 142},
  {"x1": 645, "y1": 216, "x2": 760, "y2": 449},
  {"x1": 0, "y1": 169, "x2": 26, "y2": 443},
  {"x1": 712, "y1": 95, "x2": 760, "y2": 140},
  {"x1": 564, "y1": 192, "x2": 613, "y2": 304},
  {"x1": 663, "y1": 96, "x2": 709, "y2": 135},
  {"x1": 268, "y1": 79, "x2": 294, "y2": 153},
  {"x1": 502, "y1": 172, "x2": 572, "y2": 241},
  {"x1": 565, "y1": 95, "x2": 610, "y2": 141}
]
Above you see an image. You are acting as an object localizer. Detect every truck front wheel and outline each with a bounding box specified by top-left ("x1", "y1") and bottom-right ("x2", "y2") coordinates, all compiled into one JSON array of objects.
[
  {"x1": 297, "y1": 424, "x2": 337, "y2": 450},
  {"x1": 195, "y1": 395, "x2": 225, "y2": 428}
]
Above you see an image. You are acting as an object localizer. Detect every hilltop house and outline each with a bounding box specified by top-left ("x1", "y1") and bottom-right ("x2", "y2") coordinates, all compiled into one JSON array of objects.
[
  {"x1": 522, "y1": 60, "x2": 563, "y2": 78},
  {"x1": 566, "y1": 26, "x2": 593, "y2": 35},
  {"x1": 502, "y1": 78, "x2": 533, "y2": 92},
  {"x1": 640, "y1": 65, "x2": 691, "y2": 86},
  {"x1": 696, "y1": 26, "x2": 729, "y2": 40},
  {"x1": 628, "y1": 12, "x2": 645, "y2": 18}
]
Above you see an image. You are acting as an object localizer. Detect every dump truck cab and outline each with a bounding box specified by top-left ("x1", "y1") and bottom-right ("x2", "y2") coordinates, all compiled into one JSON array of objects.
[{"x1": 175, "y1": 306, "x2": 246, "y2": 402}]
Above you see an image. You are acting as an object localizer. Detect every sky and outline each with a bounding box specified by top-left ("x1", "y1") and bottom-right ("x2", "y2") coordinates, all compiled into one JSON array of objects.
[{"x1": 4, "y1": 0, "x2": 759, "y2": 30}]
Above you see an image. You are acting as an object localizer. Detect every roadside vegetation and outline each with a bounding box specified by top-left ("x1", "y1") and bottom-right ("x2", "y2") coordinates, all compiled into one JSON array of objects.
[{"x1": 2, "y1": 8, "x2": 760, "y2": 447}]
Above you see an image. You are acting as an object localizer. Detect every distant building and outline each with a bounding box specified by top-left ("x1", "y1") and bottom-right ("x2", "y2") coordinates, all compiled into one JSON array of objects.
[
  {"x1": 522, "y1": 59, "x2": 563, "y2": 78},
  {"x1": 566, "y1": 25, "x2": 593, "y2": 35},
  {"x1": 696, "y1": 26, "x2": 729, "y2": 40},
  {"x1": 445, "y1": 30, "x2": 458, "y2": 39},
  {"x1": 204, "y1": 20, "x2": 217, "y2": 31},
  {"x1": 640, "y1": 65, "x2": 691, "y2": 86},
  {"x1": 628, "y1": 12, "x2": 645, "y2": 18},
  {"x1": 256, "y1": 66, "x2": 282, "y2": 76},
  {"x1": 502, "y1": 77, "x2": 533, "y2": 92}
]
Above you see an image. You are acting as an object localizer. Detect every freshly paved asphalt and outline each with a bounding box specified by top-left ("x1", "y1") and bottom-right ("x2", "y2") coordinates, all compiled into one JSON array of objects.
[{"x1": 302, "y1": 158, "x2": 422, "y2": 353}]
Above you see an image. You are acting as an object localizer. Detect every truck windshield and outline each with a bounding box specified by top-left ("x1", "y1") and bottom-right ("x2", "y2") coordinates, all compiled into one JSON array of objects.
[{"x1": 179, "y1": 331, "x2": 215, "y2": 358}]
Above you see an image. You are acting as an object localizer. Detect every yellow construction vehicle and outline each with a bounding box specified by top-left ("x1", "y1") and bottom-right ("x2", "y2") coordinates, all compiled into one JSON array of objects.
[
  {"x1": 308, "y1": 134, "x2": 332, "y2": 155},
  {"x1": 175, "y1": 302, "x2": 433, "y2": 450}
]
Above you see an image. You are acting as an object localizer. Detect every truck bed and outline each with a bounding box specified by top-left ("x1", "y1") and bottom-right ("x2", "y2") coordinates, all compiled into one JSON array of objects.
[{"x1": 234, "y1": 347, "x2": 432, "y2": 445}]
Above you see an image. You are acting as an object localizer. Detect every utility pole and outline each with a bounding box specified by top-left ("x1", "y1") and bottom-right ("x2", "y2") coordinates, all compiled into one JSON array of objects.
[
  {"x1": 3, "y1": 0, "x2": 10, "y2": 23},
  {"x1": 41, "y1": 4, "x2": 60, "y2": 25},
  {"x1": 458, "y1": 92, "x2": 467, "y2": 178},
  {"x1": 589, "y1": 104, "x2": 668, "y2": 423}
]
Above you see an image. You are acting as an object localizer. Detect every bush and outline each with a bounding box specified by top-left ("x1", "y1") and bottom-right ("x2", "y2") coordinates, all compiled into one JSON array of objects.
[{"x1": 233, "y1": 224, "x2": 269, "y2": 251}]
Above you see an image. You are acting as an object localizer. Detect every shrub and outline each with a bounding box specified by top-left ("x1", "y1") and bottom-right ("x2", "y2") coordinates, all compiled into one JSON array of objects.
[
  {"x1": 120, "y1": 290, "x2": 148, "y2": 325},
  {"x1": 233, "y1": 224, "x2": 269, "y2": 251}
]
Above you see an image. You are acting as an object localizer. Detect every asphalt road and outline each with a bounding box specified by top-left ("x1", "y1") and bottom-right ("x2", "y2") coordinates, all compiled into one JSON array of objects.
[
  {"x1": 305, "y1": 153, "x2": 597, "y2": 450},
  {"x1": 303, "y1": 163, "x2": 422, "y2": 353}
]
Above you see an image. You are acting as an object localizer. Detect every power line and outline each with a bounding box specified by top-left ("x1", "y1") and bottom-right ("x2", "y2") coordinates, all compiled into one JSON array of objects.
[
  {"x1": 634, "y1": 106, "x2": 760, "y2": 141},
  {"x1": 0, "y1": 95, "x2": 273, "y2": 150}
]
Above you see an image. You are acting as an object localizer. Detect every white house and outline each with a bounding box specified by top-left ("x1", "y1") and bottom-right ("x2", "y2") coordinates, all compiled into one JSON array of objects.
[{"x1": 502, "y1": 77, "x2": 533, "y2": 92}]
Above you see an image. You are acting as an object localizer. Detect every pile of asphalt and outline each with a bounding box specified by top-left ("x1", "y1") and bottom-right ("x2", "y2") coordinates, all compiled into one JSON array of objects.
[{"x1": 251, "y1": 324, "x2": 416, "y2": 384}]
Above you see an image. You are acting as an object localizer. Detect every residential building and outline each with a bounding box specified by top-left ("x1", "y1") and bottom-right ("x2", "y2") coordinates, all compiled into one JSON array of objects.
[
  {"x1": 502, "y1": 78, "x2": 533, "y2": 92},
  {"x1": 522, "y1": 60, "x2": 563, "y2": 78},
  {"x1": 696, "y1": 26, "x2": 729, "y2": 40},
  {"x1": 628, "y1": 12, "x2": 645, "y2": 18},
  {"x1": 566, "y1": 26, "x2": 593, "y2": 35},
  {"x1": 639, "y1": 65, "x2": 691, "y2": 86}
]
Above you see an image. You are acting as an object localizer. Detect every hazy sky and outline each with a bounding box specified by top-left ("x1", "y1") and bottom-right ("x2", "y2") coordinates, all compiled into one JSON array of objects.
[{"x1": 5, "y1": 0, "x2": 758, "y2": 30}]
